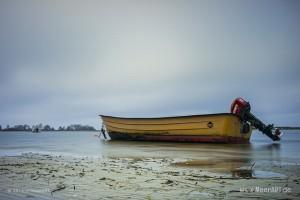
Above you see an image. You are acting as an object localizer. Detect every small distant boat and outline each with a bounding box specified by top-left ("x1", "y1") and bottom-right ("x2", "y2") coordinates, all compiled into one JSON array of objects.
[
  {"x1": 100, "y1": 98, "x2": 282, "y2": 144},
  {"x1": 32, "y1": 125, "x2": 41, "y2": 133},
  {"x1": 100, "y1": 113, "x2": 252, "y2": 143}
]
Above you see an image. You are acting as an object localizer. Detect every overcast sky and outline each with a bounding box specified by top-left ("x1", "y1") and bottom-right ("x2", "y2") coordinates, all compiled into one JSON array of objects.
[{"x1": 0, "y1": 0, "x2": 299, "y2": 129}]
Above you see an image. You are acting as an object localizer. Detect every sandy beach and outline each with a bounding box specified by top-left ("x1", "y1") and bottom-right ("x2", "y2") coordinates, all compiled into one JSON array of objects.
[{"x1": 0, "y1": 152, "x2": 299, "y2": 200}]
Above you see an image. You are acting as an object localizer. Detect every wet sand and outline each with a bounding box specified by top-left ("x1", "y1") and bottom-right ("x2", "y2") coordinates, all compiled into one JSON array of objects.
[{"x1": 0, "y1": 152, "x2": 299, "y2": 199}]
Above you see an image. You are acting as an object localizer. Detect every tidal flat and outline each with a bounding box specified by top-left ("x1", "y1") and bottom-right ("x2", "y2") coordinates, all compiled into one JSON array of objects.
[{"x1": 0, "y1": 153, "x2": 299, "y2": 199}]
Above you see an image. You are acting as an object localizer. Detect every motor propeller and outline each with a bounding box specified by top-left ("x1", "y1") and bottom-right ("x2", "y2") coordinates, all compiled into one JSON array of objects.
[{"x1": 230, "y1": 97, "x2": 281, "y2": 141}]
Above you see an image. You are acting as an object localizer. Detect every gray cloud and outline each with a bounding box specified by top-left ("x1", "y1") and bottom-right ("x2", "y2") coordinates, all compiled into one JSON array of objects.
[{"x1": 0, "y1": 0, "x2": 300, "y2": 128}]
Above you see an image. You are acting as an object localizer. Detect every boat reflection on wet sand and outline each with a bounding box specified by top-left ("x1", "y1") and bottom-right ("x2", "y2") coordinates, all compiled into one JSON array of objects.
[
  {"x1": 172, "y1": 143, "x2": 283, "y2": 178},
  {"x1": 101, "y1": 140, "x2": 284, "y2": 179}
]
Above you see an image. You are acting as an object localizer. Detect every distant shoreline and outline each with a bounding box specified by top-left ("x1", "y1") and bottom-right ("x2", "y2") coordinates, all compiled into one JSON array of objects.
[
  {"x1": 0, "y1": 124, "x2": 98, "y2": 132},
  {"x1": 275, "y1": 127, "x2": 300, "y2": 130},
  {"x1": 252, "y1": 127, "x2": 300, "y2": 131}
]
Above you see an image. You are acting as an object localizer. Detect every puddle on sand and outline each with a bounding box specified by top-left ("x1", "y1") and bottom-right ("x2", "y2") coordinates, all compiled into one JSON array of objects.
[
  {"x1": 171, "y1": 158, "x2": 249, "y2": 172},
  {"x1": 231, "y1": 168, "x2": 285, "y2": 179},
  {"x1": 172, "y1": 159, "x2": 286, "y2": 179},
  {"x1": 187, "y1": 191, "x2": 214, "y2": 198},
  {"x1": 231, "y1": 168, "x2": 253, "y2": 178},
  {"x1": 253, "y1": 170, "x2": 286, "y2": 178}
]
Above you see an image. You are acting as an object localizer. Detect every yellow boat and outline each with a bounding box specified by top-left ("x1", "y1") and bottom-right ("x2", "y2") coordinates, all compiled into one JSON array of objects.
[{"x1": 100, "y1": 113, "x2": 252, "y2": 143}]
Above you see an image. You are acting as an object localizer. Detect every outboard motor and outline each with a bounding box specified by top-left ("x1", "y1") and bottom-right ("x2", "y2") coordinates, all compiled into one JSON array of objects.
[{"x1": 231, "y1": 97, "x2": 281, "y2": 141}]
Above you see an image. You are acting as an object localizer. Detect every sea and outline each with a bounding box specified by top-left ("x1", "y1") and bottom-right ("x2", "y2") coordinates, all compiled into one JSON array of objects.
[{"x1": 0, "y1": 130, "x2": 300, "y2": 166}]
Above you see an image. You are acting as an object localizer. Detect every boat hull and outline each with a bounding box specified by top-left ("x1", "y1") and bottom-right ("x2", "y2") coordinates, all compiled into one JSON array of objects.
[{"x1": 100, "y1": 113, "x2": 252, "y2": 143}]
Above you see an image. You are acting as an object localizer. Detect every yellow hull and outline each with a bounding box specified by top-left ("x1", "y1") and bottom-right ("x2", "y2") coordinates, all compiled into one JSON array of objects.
[{"x1": 100, "y1": 114, "x2": 252, "y2": 143}]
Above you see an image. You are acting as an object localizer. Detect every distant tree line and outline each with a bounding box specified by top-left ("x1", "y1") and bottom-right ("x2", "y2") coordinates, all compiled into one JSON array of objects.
[
  {"x1": 0, "y1": 124, "x2": 96, "y2": 131},
  {"x1": 58, "y1": 124, "x2": 96, "y2": 131}
]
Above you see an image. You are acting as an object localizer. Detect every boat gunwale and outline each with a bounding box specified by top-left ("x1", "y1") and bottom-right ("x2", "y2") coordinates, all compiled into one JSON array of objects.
[
  {"x1": 99, "y1": 113, "x2": 238, "y2": 120},
  {"x1": 103, "y1": 119, "x2": 214, "y2": 126}
]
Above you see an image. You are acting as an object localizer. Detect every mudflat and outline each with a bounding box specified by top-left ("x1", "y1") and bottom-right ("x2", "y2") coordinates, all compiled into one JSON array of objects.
[{"x1": 0, "y1": 153, "x2": 299, "y2": 199}]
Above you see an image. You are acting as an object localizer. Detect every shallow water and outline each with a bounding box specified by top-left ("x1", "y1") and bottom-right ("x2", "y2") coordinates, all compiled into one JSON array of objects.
[
  {"x1": 0, "y1": 131, "x2": 103, "y2": 157},
  {"x1": 0, "y1": 130, "x2": 299, "y2": 160},
  {"x1": 0, "y1": 130, "x2": 299, "y2": 176}
]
